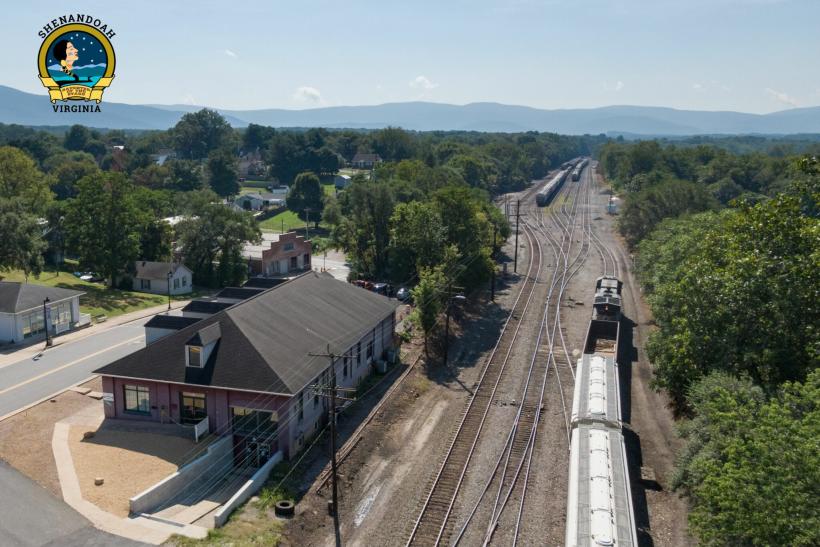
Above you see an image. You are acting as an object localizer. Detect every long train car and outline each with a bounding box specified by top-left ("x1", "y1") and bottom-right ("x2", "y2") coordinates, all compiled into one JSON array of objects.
[
  {"x1": 571, "y1": 158, "x2": 589, "y2": 182},
  {"x1": 566, "y1": 276, "x2": 638, "y2": 547},
  {"x1": 536, "y1": 168, "x2": 569, "y2": 206}
]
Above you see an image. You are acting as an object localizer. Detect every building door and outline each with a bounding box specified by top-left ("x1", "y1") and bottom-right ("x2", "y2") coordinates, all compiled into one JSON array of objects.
[{"x1": 179, "y1": 392, "x2": 207, "y2": 425}]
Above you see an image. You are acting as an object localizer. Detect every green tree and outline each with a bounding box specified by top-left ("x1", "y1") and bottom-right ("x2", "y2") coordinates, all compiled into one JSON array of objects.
[
  {"x1": 0, "y1": 146, "x2": 53, "y2": 214},
  {"x1": 172, "y1": 109, "x2": 236, "y2": 160},
  {"x1": 47, "y1": 152, "x2": 99, "y2": 199},
  {"x1": 176, "y1": 204, "x2": 261, "y2": 287},
  {"x1": 388, "y1": 201, "x2": 446, "y2": 283},
  {"x1": 166, "y1": 159, "x2": 204, "y2": 192},
  {"x1": 411, "y1": 265, "x2": 446, "y2": 359},
  {"x1": 206, "y1": 149, "x2": 240, "y2": 197},
  {"x1": 322, "y1": 194, "x2": 342, "y2": 227},
  {"x1": 646, "y1": 193, "x2": 820, "y2": 407},
  {"x1": 287, "y1": 171, "x2": 324, "y2": 223},
  {"x1": 64, "y1": 172, "x2": 142, "y2": 286},
  {"x1": 0, "y1": 198, "x2": 45, "y2": 280},
  {"x1": 63, "y1": 124, "x2": 91, "y2": 152},
  {"x1": 678, "y1": 371, "x2": 820, "y2": 546},
  {"x1": 618, "y1": 179, "x2": 717, "y2": 247}
]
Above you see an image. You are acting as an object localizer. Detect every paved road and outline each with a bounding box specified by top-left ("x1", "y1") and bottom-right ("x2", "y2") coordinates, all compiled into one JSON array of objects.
[
  {"x1": 0, "y1": 460, "x2": 146, "y2": 546},
  {"x1": 0, "y1": 319, "x2": 149, "y2": 419}
]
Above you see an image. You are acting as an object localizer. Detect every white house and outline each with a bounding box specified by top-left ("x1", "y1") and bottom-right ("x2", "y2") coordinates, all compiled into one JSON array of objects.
[
  {"x1": 233, "y1": 192, "x2": 285, "y2": 212},
  {"x1": 0, "y1": 282, "x2": 89, "y2": 344},
  {"x1": 133, "y1": 261, "x2": 193, "y2": 296}
]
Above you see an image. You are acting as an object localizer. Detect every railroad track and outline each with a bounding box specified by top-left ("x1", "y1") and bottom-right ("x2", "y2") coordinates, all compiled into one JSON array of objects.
[
  {"x1": 437, "y1": 166, "x2": 589, "y2": 546},
  {"x1": 406, "y1": 222, "x2": 544, "y2": 546}
]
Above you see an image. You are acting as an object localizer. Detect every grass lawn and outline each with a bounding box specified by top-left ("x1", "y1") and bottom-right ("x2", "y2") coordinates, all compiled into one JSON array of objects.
[
  {"x1": 0, "y1": 269, "x2": 200, "y2": 319},
  {"x1": 258, "y1": 209, "x2": 328, "y2": 234},
  {"x1": 322, "y1": 182, "x2": 336, "y2": 197}
]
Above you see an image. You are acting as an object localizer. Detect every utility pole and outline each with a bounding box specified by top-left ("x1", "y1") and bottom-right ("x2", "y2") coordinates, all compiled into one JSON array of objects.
[
  {"x1": 443, "y1": 286, "x2": 466, "y2": 368},
  {"x1": 305, "y1": 208, "x2": 311, "y2": 240},
  {"x1": 310, "y1": 345, "x2": 356, "y2": 547},
  {"x1": 167, "y1": 269, "x2": 173, "y2": 311},
  {"x1": 490, "y1": 224, "x2": 497, "y2": 301},
  {"x1": 43, "y1": 297, "x2": 52, "y2": 348},
  {"x1": 513, "y1": 200, "x2": 520, "y2": 273}
]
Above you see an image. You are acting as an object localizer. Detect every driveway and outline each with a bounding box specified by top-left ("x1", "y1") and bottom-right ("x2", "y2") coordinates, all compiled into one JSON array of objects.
[
  {"x1": 0, "y1": 460, "x2": 146, "y2": 547},
  {"x1": 0, "y1": 320, "x2": 149, "y2": 420}
]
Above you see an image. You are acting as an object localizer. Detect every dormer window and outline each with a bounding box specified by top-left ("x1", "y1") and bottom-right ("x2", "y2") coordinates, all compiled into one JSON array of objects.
[{"x1": 188, "y1": 346, "x2": 202, "y2": 367}]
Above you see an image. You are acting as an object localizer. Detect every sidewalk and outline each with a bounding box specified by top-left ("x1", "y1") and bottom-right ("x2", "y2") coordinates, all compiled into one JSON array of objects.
[{"x1": 0, "y1": 300, "x2": 191, "y2": 369}]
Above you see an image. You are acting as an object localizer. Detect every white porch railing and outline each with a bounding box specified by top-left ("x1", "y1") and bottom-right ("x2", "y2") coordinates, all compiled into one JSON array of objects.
[{"x1": 194, "y1": 417, "x2": 209, "y2": 443}]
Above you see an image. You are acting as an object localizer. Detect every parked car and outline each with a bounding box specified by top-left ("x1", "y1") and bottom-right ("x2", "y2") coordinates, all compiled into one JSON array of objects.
[{"x1": 396, "y1": 287, "x2": 411, "y2": 302}]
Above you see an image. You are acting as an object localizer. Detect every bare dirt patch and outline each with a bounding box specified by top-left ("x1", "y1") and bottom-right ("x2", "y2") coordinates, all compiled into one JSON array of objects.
[
  {"x1": 69, "y1": 423, "x2": 196, "y2": 517},
  {"x1": 0, "y1": 376, "x2": 102, "y2": 496}
]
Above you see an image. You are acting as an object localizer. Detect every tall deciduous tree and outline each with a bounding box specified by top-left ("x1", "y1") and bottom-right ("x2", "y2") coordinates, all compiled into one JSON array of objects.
[
  {"x1": 411, "y1": 265, "x2": 446, "y2": 359},
  {"x1": 176, "y1": 204, "x2": 261, "y2": 287},
  {"x1": 0, "y1": 146, "x2": 53, "y2": 215},
  {"x1": 0, "y1": 198, "x2": 46, "y2": 280},
  {"x1": 206, "y1": 149, "x2": 240, "y2": 197},
  {"x1": 64, "y1": 172, "x2": 142, "y2": 287},
  {"x1": 288, "y1": 171, "x2": 324, "y2": 222},
  {"x1": 388, "y1": 201, "x2": 446, "y2": 283},
  {"x1": 172, "y1": 109, "x2": 236, "y2": 160}
]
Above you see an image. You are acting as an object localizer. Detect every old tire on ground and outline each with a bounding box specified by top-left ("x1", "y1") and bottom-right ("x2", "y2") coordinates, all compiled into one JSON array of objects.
[{"x1": 275, "y1": 500, "x2": 295, "y2": 517}]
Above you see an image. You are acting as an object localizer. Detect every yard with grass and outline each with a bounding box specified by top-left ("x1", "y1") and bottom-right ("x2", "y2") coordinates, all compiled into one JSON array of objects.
[{"x1": 0, "y1": 269, "x2": 198, "y2": 319}]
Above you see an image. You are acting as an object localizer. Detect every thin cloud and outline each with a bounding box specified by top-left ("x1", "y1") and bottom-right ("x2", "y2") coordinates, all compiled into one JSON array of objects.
[
  {"x1": 410, "y1": 75, "x2": 439, "y2": 90},
  {"x1": 615, "y1": 80, "x2": 624, "y2": 92},
  {"x1": 224, "y1": 49, "x2": 237, "y2": 58},
  {"x1": 692, "y1": 82, "x2": 704, "y2": 91},
  {"x1": 764, "y1": 87, "x2": 798, "y2": 107},
  {"x1": 293, "y1": 86, "x2": 323, "y2": 105}
]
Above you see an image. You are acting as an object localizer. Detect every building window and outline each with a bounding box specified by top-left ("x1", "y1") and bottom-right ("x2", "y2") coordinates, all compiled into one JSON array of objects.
[
  {"x1": 123, "y1": 385, "x2": 150, "y2": 414},
  {"x1": 357, "y1": 341, "x2": 362, "y2": 367},
  {"x1": 231, "y1": 407, "x2": 278, "y2": 438},
  {"x1": 367, "y1": 340, "x2": 374, "y2": 361},
  {"x1": 290, "y1": 256, "x2": 298, "y2": 270},
  {"x1": 343, "y1": 356, "x2": 349, "y2": 378},
  {"x1": 140, "y1": 279, "x2": 151, "y2": 290},
  {"x1": 298, "y1": 392, "x2": 304, "y2": 421},
  {"x1": 182, "y1": 276, "x2": 188, "y2": 287},
  {"x1": 180, "y1": 392, "x2": 207, "y2": 424},
  {"x1": 188, "y1": 346, "x2": 202, "y2": 367},
  {"x1": 304, "y1": 253, "x2": 310, "y2": 268},
  {"x1": 283, "y1": 242, "x2": 294, "y2": 251},
  {"x1": 21, "y1": 310, "x2": 45, "y2": 338},
  {"x1": 313, "y1": 379, "x2": 320, "y2": 407},
  {"x1": 173, "y1": 278, "x2": 180, "y2": 289}
]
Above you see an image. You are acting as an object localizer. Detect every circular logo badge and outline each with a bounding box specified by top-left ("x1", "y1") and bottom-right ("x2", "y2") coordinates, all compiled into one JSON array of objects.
[{"x1": 38, "y1": 23, "x2": 116, "y2": 103}]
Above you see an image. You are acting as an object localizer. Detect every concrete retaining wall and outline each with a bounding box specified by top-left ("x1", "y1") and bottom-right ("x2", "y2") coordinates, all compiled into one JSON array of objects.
[
  {"x1": 129, "y1": 435, "x2": 233, "y2": 515},
  {"x1": 212, "y1": 451, "x2": 284, "y2": 527}
]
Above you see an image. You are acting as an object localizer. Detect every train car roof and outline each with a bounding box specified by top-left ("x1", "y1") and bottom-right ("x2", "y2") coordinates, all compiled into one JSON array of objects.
[
  {"x1": 567, "y1": 423, "x2": 638, "y2": 547},
  {"x1": 572, "y1": 353, "x2": 621, "y2": 425}
]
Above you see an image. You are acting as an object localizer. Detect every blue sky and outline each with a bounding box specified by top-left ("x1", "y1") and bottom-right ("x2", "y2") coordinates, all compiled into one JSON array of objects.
[{"x1": 7, "y1": 0, "x2": 819, "y2": 113}]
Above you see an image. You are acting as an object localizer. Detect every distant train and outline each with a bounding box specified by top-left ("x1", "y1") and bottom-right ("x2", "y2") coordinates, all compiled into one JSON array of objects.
[
  {"x1": 535, "y1": 168, "x2": 570, "y2": 206},
  {"x1": 571, "y1": 158, "x2": 589, "y2": 182},
  {"x1": 566, "y1": 276, "x2": 638, "y2": 547}
]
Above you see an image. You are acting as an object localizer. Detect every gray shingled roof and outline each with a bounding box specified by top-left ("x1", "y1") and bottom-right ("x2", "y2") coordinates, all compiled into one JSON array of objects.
[
  {"x1": 94, "y1": 272, "x2": 398, "y2": 395},
  {"x1": 134, "y1": 261, "x2": 189, "y2": 280},
  {"x1": 144, "y1": 315, "x2": 201, "y2": 330},
  {"x1": 0, "y1": 282, "x2": 84, "y2": 314}
]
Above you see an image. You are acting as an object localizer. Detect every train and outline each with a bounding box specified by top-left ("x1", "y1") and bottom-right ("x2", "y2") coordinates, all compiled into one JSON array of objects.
[
  {"x1": 565, "y1": 276, "x2": 638, "y2": 547},
  {"x1": 571, "y1": 158, "x2": 589, "y2": 182},
  {"x1": 535, "y1": 168, "x2": 570, "y2": 206}
]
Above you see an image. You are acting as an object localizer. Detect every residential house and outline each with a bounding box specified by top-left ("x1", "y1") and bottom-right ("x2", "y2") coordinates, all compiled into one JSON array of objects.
[
  {"x1": 334, "y1": 174, "x2": 351, "y2": 189},
  {"x1": 94, "y1": 272, "x2": 398, "y2": 460},
  {"x1": 0, "y1": 282, "x2": 88, "y2": 344},
  {"x1": 233, "y1": 192, "x2": 285, "y2": 212},
  {"x1": 133, "y1": 261, "x2": 193, "y2": 296},
  {"x1": 350, "y1": 153, "x2": 382, "y2": 169},
  {"x1": 242, "y1": 232, "x2": 311, "y2": 277}
]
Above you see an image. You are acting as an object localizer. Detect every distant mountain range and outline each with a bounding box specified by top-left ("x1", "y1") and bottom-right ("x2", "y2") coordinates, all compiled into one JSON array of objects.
[{"x1": 2, "y1": 84, "x2": 819, "y2": 135}]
